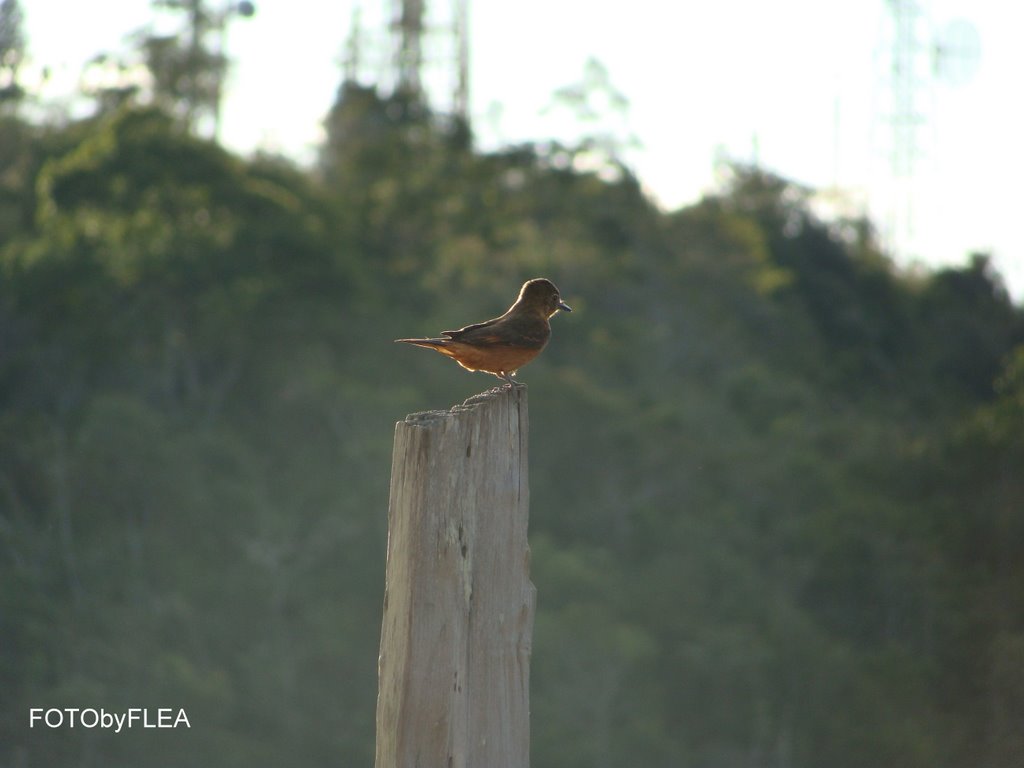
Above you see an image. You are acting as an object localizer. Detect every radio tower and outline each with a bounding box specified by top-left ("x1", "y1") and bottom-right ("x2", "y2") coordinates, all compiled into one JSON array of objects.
[
  {"x1": 385, "y1": 0, "x2": 470, "y2": 122},
  {"x1": 391, "y1": 0, "x2": 425, "y2": 98},
  {"x1": 452, "y1": 0, "x2": 469, "y2": 122},
  {"x1": 886, "y1": 0, "x2": 925, "y2": 257},
  {"x1": 882, "y1": 0, "x2": 980, "y2": 258},
  {"x1": 338, "y1": 0, "x2": 471, "y2": 125}
]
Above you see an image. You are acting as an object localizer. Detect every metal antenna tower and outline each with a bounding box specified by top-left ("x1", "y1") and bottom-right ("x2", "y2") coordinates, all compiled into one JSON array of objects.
[
  {"x1": 888, "y1": 0, "x2": 923, "y2": 179},
  {"x1": 882, "y1": 0, "x2": 980, "y2": 258},
  {"x1": 365, "y1": 0, "x2": 469, "y2": 121},
  {"x1": 391, "y1": 0, "x2": 425, "y2": 98},
  {"x1": 885, "y1": 0, "x2": 926, "y2": 256},
  {"x1": 342, "y1": 4, "x2": 364, "y2": 84},
  {"x1": 452, "y1": 0, "x2": 469, "y2": 122},
  {"x1": 337, "y1": 1, "x2": 470, "y2": 123}
]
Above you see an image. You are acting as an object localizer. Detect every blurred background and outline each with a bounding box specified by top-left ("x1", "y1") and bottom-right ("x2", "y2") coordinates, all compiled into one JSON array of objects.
[{"x1": 2, "y1": 1, "x2": 1024, "y2": 766}]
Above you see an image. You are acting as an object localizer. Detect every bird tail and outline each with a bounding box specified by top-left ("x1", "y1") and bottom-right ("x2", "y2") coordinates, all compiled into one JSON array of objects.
[{"x1": 394, "y1": 338, "x2": 450, "y2": 350}]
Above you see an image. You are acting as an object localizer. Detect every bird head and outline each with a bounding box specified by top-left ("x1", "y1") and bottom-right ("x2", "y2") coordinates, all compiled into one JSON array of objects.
[{"x1": 518, "y1": 278, "x2": 572, "y2": 317}]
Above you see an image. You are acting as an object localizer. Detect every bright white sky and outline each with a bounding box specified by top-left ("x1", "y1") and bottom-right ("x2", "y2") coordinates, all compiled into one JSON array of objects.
[{"x1": 22, "y1": 0, "x2": 1024, "y2": 298}]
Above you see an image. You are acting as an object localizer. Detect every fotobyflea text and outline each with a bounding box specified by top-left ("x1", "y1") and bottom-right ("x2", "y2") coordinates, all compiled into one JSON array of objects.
[{"x1": 29, "y1": 708, "x2": 191, "y2": 733}]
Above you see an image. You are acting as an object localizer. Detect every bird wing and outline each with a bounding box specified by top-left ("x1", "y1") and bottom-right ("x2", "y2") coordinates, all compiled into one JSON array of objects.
[
  {"x1": 442, "y1": 317, "x2": 502, "y2": 341},
  {"x1": 444, "y1": 314, "x2": 548, "y2": 349}
]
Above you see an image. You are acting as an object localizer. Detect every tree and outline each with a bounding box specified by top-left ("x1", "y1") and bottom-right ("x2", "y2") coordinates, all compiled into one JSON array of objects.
[
  {"x1": 135, "y1": 0, "x2": 254, "y2": 135},
  {"x1": 542, "y1": 58, "x2": 639, "y2": 178},
  {"x1": 0, "y1": 0, "x2": 25, "y2": 107},
  {"x1": 917, "y1": 254, "x2": 1024, "y2": 399},
  {"x1": 4, "y1": 64, "x2": 1024, "y2": 767}
]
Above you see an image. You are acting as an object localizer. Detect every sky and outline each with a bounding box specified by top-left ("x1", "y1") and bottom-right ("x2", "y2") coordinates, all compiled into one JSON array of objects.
[{"x1": 21, "y1": 0, "x2": 1024, "y2": 298}]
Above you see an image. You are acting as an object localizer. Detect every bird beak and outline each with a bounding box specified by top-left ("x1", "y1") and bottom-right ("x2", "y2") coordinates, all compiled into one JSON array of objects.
[{"x1": 557, "y1": 300, "x2": 572, "y2": 313}]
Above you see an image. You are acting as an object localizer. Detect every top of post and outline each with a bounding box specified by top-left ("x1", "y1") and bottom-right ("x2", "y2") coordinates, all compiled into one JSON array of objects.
[{"x1": 401, "y1": 384, "x2": 526, "y2": 427}]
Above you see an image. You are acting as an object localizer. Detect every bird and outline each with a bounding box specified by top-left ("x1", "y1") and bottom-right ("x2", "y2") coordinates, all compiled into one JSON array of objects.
[{"x1": 395, "y1": 278, "x2": 572, "y2": 386}]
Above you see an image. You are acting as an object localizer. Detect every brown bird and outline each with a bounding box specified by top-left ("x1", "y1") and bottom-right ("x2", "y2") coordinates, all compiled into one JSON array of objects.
[{"x1": 396, "y1": 278, "x2": 572, "y2": 386}]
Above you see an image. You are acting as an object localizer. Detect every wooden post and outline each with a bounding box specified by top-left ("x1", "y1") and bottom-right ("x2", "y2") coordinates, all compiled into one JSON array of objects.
[{"x1": 375, "y1": 385, "x2": 535, "y2": 768}]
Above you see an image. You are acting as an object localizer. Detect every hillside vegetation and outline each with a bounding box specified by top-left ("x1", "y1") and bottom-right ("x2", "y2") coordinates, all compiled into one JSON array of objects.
[{"x1": 2, "y1": 90, "x2": 1023, "y2": 767}]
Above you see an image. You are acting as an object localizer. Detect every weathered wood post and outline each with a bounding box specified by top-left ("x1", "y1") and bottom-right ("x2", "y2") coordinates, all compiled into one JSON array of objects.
[{"x1": 375, "y1": 385, "x2": 535, "y2": 768}]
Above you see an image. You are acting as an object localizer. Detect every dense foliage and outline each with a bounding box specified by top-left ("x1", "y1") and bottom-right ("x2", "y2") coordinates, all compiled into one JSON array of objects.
[{"x1": 2, "y1": 88, "x2": 1023, "y2": 768}]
